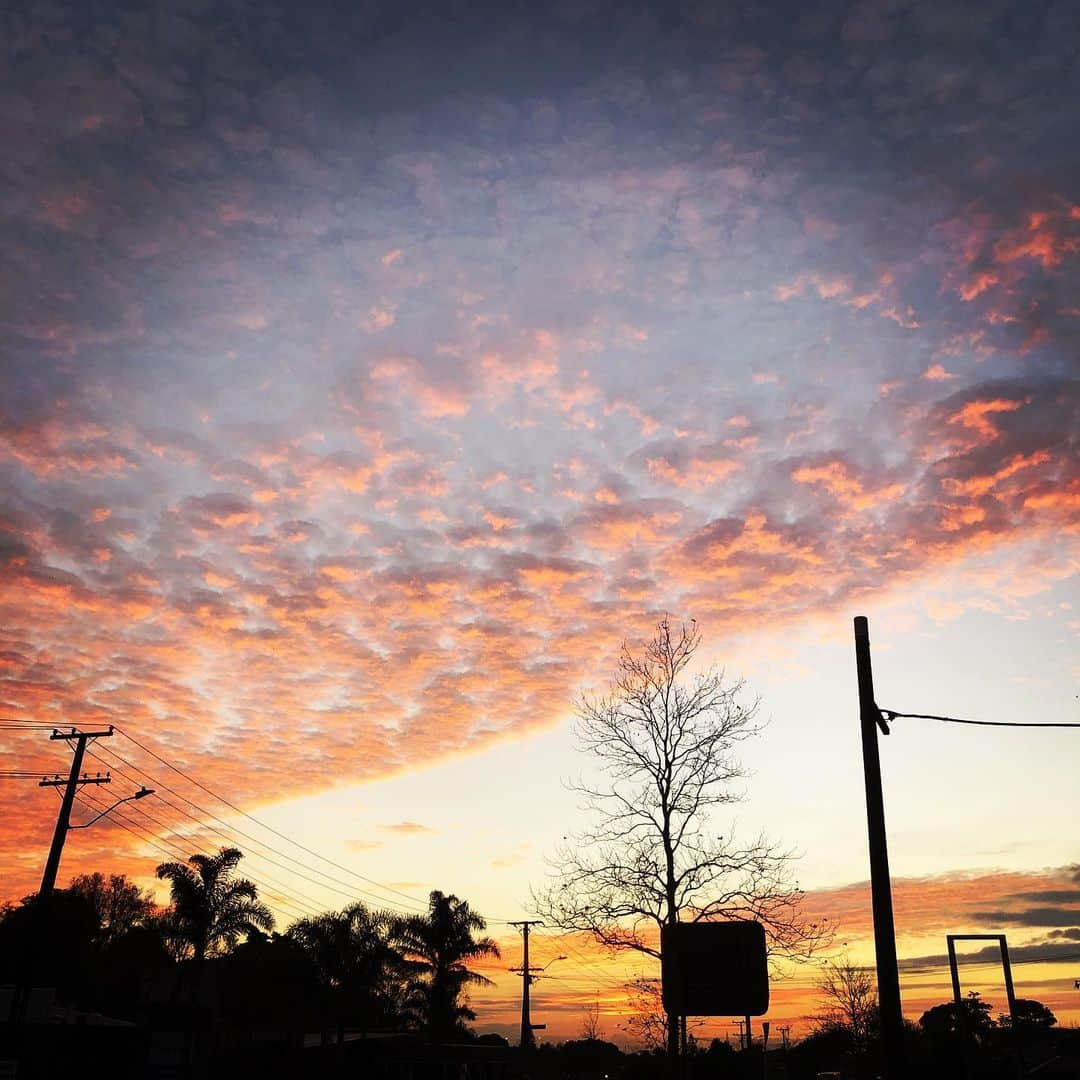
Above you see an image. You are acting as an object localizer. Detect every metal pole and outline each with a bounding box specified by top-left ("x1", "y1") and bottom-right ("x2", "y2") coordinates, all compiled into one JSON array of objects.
[
  {"x1": 999, "y1": 939, "x2": 1024, "y2": 1079},
  {"x1": 854, "y1": 616, "x2": 905, "y2": 1076}
]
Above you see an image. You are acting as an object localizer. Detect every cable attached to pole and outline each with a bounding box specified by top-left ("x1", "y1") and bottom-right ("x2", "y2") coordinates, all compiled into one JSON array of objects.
[{"x1": 881, "y1": 709, "x2": 1080, "y2": 729}]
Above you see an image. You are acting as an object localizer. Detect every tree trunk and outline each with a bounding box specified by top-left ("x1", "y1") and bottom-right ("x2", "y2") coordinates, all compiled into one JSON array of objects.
[{"x1": 666, "y1": 1007, "x2": 680, "y2": 1078}]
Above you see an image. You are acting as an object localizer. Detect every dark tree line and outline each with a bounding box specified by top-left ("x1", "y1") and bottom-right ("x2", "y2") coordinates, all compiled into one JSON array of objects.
[
  {"x1": 0, "y1": 847, "x2": 498, "y2": 1046},
  {"x1": 793, "y1": 967, "x2": 1063, "y2": 1080}
]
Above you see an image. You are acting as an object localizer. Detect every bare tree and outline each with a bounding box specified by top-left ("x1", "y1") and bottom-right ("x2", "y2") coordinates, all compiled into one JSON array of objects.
[
  {"x1": 581, "y1": 996, "x2": 602, "y2": 1041},
  {"x1": 619, "y1": 976, "x2": 670, "y2": 1051},
  {"x1": 534, "y1": 618, "x2": 828, "y2": 1060},
  {"x1": 814, "y1": 955, "x2": 878, "y2": 1047}
]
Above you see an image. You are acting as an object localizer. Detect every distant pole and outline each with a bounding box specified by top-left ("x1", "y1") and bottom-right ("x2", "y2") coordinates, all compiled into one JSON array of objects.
[
  {"x1": 510, "y1": 920, "x2": 542, "y2": 1049},
  {"x1": 854, "y1": 617, "x2": 905, "y2": 1076}
]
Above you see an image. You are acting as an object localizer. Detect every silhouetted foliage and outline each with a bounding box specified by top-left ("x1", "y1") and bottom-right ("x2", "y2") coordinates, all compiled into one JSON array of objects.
[
  {"x1": 557, "y1": 1036, "x2": 624, "y2": 1079},
  {"x1": 392, "y1": 890, "x2": 499, "y2": 1043},
  {"x1": 93, "y1": 920, "x2": 172, "y2": 1019},
  {"x1": 0, "y1": 890, "x2": 97, "y2": 1003},
  {"x1": 286, "y1": 901, "x2": 403, "y2": 1041},
  {"x1": 68, "y1": 871, "x2": 155, "y2": 949},
  {"x1": 534, "y1": 618, "x2": 829, "y2": 1058},
  {"x1": 787, "y1": 1024, "x2": 859, "y2": 1079},
  {"x1": 155, "y1": 847, "x2": 274, "y2": 964},
  {"x1": 215, "y1": 929, "x2": 320, "y2": 1033},
  {"x1": 919, "y1": 991, "x2": 995, "y2": 1046},
  {"x1": 998, "y1": 997, "x2": 1057, "y2": 1031}
]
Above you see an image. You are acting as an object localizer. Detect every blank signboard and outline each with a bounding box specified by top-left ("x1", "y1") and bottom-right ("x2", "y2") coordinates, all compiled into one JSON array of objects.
[{"x1": 661, "y1": 920, "x2": 769, "y2": 1017}]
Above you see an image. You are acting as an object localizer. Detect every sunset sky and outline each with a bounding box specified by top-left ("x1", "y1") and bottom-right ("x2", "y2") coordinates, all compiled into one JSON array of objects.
[{"x1": 1, "y1": 0, "x2": 1077, "y2": 1045}]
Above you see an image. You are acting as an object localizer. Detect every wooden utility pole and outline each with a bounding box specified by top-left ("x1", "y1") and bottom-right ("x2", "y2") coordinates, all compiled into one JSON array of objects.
[
  {"x1": 510, "y1": 920, "x2": 544, "y2": 1049},
  {"x1": 854, "y1": 617, "x2": 905, "y2": 1077},
  {"x1": 39, "y1": 727, "x2": 114, "y2": 895},
  {"x1": 8, "y1": 727, "x2": 113, "y2": 1029}
]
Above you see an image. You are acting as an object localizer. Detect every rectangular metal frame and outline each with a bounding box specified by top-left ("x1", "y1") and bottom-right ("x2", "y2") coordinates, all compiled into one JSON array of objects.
[{"x1": 945, "y1": 933, "x2": 1018, "y2": 1027}]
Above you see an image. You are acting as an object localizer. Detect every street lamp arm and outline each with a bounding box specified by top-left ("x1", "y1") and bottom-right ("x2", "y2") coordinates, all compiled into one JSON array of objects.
[{"x1": 69, "y1": 786, "x2": 154, "y2": 829}]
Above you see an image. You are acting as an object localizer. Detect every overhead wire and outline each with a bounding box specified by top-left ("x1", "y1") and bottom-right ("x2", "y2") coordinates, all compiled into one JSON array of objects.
[
  {"x1": 91, "y1": 785, "x2": 341, "y2": 917},
  {"x1": 72, "y1": 789, "x2": 323, "y2": 922},
  {"x1": 881, "y1": 709, "x2": 1080, "y2": 729},
  {"x1": 113, "y1": 725, "x2": 434, "y2": 909},
  {"x1": 6, "y1": 716, "x2": 509, "y2": 924},
  {"x1": 84, "y1": 740, "x2": 426, "y2": 915},
  {"x1": 0, "y1": 712, "x2": 408, "y2": 924}
]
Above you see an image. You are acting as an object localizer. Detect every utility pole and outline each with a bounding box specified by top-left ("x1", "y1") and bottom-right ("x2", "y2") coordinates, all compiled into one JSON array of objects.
[
  {"x1": 9, "y1": 726, "x2": 114, "y2": 1029},
  {"x1": 38, "y1": 727, "x2": 114, "y2": 895},
  {"x1": 733, "y1": 1017, "x2": 749, "y2": 1051},
  {"x1": 854, "y1": 617, "x2": 905, "y2": 1077},
  {"x1": 510, "y1": 920, "x2": 545, "y2": 1049}
]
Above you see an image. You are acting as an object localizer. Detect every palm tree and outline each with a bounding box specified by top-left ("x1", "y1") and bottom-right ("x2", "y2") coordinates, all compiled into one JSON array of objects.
[
  {"x1": 392, "y1": 891, "x2": 499, "y2": 1043},
  {"x1": 155, "y1": 847, "x2": 273, "y2": 967},
  {"x1": 287, "y1": 901, "x2": 402, "y2": 1043}
]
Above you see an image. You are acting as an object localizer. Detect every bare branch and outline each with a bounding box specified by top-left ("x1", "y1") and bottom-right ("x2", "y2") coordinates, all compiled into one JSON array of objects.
[{"x1": 533, "y1": 617, "x2": 832, "y2": 1058}]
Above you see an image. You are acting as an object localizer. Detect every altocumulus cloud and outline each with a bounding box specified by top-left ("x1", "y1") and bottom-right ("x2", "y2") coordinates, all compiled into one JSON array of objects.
[{"x1": 0, "y1": 0, "x2": 1077, "y2": 892}]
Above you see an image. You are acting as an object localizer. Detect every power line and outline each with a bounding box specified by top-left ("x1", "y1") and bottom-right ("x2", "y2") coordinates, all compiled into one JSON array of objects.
[
  {"x1": 113, "y1": 726, "x2": 434, "y2": 910},
  {"x1": 900, "y1": 950, "x2": 1080, "y2": 975},
  {"x1": 73, "y1": 790, "x2": 323, "y2": 922},
  {"x1": 6, "y1": 717, "x2": 504, "y2": 925},
  {"x1": 881, "y1": 709, "x2": 1080, "y2": 730},
  {"x1": 101, "y1": 790, "x2": 339, "y2": 917},
  {"x1": 85, "y1": 740, "x2": 426, "y2": 915}
]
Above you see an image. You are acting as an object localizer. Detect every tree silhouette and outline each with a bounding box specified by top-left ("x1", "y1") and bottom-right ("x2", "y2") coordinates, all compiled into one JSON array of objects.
[
  {"x1": 533, "y1": 617, "x2": 828, "y2": 1059},
  {"x1": 68, "y1": 871, "x2": 155, "y2": 950},
  {"x1": 392, "y1": 890, "x2": 499, "y2": 1043},
  {"x1": 999, "y1": 998, "x2": 1057, "y2": 1032},
  {"x1": 287, "y1": 901, "x2": 402, "y2": 1041},
  {"x1": 814, "y1": 955, "x2": 878, "y2": 1048},
  {"x1": 155, "y1": 847, "x2": 273, "y2": 966},
  {"x1": 619, "y1": 976, "x2": 675, "y2": 1051},
  {"x1": 919, "y1": 991, "x2": 995, "y2": 1045}
]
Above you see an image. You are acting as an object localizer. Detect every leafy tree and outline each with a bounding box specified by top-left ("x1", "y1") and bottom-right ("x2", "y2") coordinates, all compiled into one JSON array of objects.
[
  {"x1": 557, "y1": 1035, "x2": 624, "y2": 1078},
  {"x1": 217, "y1": 930, "x2": 320, "y2": 1034},
  {"x1": 68, "y1": 872, "x2": 156, "y2": 949},
  {"x1": 999, "y1": 998, "x2": 1057, "y2": 1031},
  {"x1": 155, "y1": 847, "x2": 273, "y2": 965},
  {"x1": 392, "y1": 890, "x2": 499, "y2": 1043},
  {"x1": 534, "y1": 618, "x2": 828, "y2": 1059},
  {"x1": 919, "y1": 991, "x2": 995, "y2": 1044},
  {"x1": 0, "y1": 891, "x2": 98, "y2": 1004},
  {"x1": 286, "y1": 901, "x2": 403, "y2": 1041}
]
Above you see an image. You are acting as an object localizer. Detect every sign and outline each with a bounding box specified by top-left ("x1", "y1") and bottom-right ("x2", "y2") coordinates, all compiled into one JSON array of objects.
[{"x1": 661, "y1": 920, "x2": 769, "y2": 1017}]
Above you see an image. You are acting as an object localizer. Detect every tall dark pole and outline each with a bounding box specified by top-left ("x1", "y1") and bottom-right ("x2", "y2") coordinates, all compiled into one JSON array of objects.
[
  {"x1": 41, "y1": 733, "x2": 87, "y2": 896},
  {"x1": 8, "y1": 727, "x2": 112, "y2": 1029},
  {"x1": 854, "y1": 617, "x2": 905, "y2": 1076},
  {"x1": 39, "y1": 727, "x2": 113, "y2": 895},
  {"x1": 510, "y1": 920, "x2": 542, "y2": 1049}
]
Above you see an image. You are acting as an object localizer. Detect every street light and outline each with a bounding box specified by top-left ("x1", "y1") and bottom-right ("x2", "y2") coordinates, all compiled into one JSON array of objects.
[{"x1": 69, "y1": 785, "x2": 154, "y2": 829}]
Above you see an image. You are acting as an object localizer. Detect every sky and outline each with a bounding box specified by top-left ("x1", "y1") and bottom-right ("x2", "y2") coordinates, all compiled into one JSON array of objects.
[{"x1": 1, "y1": 0, "x2": 1078, "y2": 1044}]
